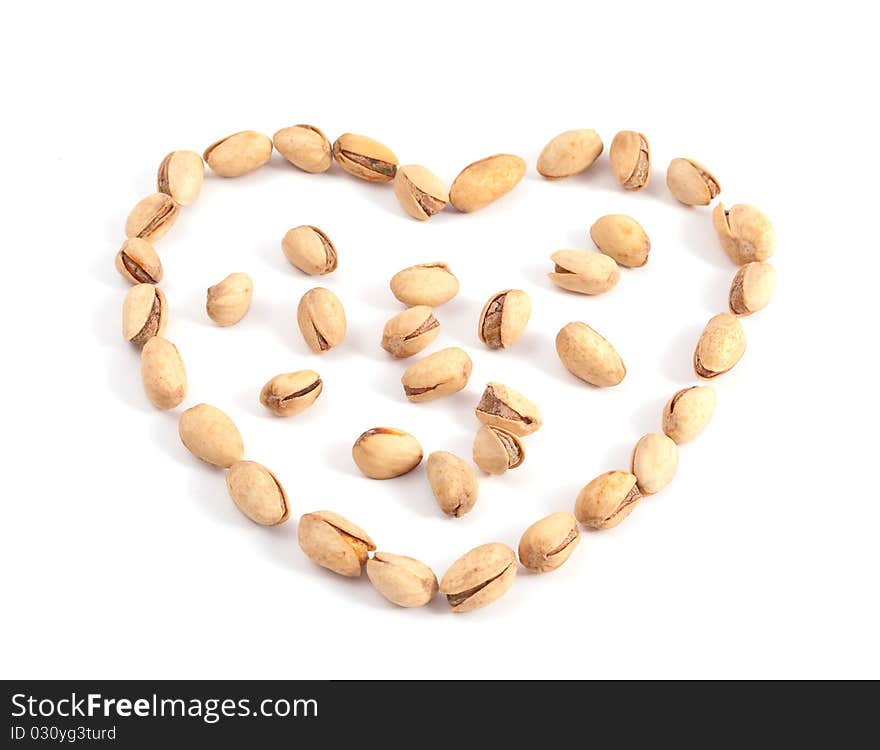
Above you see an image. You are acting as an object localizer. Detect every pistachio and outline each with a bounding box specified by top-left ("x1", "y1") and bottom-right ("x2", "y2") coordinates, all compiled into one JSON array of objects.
[
  {"x1": 203, "y1": 130, "x2": 272, "y2": 177},
  {"x1": 555, "y1": 322, "x2": 626, "y2": 387},
  {"x1": 518, "y1": 512, "x2": 580, "y2": 573},
  {"x1": 425, "y1": 451, "x2": 479, "y2": 517},
  {"x1": 729, "y1": 262, "x2": 776, "y2": 316},
  {"x1": 439, "y1": 542, "x2": 517, "y2": 613},
  {"x1": 140, "y1": 337, "x2": 186, "y2": 410},
  {"x1": 259, "y1": 370, "x2": 322, "y2": 417},
  {"x1": 537, "y1": 129, "x2": 603, "y2": 179},
  {"x1": 157, "y1": 150, "x2": 204, "y2": 206},
  {"x1": 548, "y1": 250, "x2": 619, "y2": 295},
  {"x1": 332, "y1": 133, "x2": 398, "y2": 182},
  {"x1": 589, "y1": 214, "x2": 650, "y2": 268},
  {"x1": 122, "y1": 283, "x2": 168, "y2": 347},
  {"x1": 631, "y1": 433, "x2": 678, "y2": 495},
  {"x1": 694, "y1": 313, "x2": 746, "y2": 379},
  {"x1": 400, "y1": 347, "x2": 472, "y2": 402},
  {"x1": 178, "y1": 403, "x2": 244, "y2": 468},
  {"x1": 352, "y1": 427, "x2": 423, "y2": 479},
  {"x1": 281, "y1": 225, "x2": 338, "y2": 276},
  {"x1": 297, "y1": 287, "x2": 346, "y2": 353},
  {"x1": 206, "y1": 272, "x2": 253, "y2": 327},
  {"x1": 393, "y1": 165, "x2": 449, "y2": 220},
  {"x1": 666, "y1": 158, "x2": 720, "y2": 206},
  {"x1": 273, "y1": 124, "x2": 331, "y2": 173},
  {"x1": 574, "y1": 471, "x2": 641, "y2": 530},
  {"x1": 472, "y1": 425, "x2": 524, "y2": 475},
  {"x1": 712, "y1": 203, "x2": 775, "y2": 264},
  {"x1": 478, "y1": 289, "x2": 531, "y2": 349},
  {"x1": 226, "y1": 460, "x2": 289, "y2": 526},
  {"x1": 390, "y1": 262, "x2": 459, "y2": 307},
  {"x1": 124, "y1": 193, "x2": 180, "y2": 243},
  {"x1": 662, "y1": 386, "x2": 716, "y2": 445},
  {"x1": 381, "y1": 305, "x2": 441, "y2": 358},
  {"x1": 449, "y1": 154, "x2": 526, "y2": 212},
  {"x1": 609, "y1": 130, "x2": 651, "y2": 190},
  {"x1": 366, "y1": 552, "x2": 439, "y2": 608},
  {"x1": 475, "y1": 382, "x2": 542, "y2": 436},
  {"x1": 297, "y1": 511, "x2": 375, "y2": 577},
  {"x1": 115, "y1": 238, "x2": 163, "y2": 285}
]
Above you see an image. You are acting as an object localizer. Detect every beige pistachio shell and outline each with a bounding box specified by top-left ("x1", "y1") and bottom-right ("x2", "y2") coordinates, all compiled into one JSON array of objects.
[
  {"x1": 297, "y1": 511, "x2": 375, "y2": 577},
  {"x1": 712, "y1": 203, "x2": 775, "y2": 264},
  {"x1": 631, "y1": 433, "x2": 678, "y2": 495},
  {"x1": 352, "y1": 428, "x2": 423, "y2": 479},
  {"x1": 694, "y1": 313, "x2": 746, "y2": 379},
  {"x1": 548, "y1": 250, "x2": 619, "y2": 295},
  {"x1": 449, "y1": 154, "x2": 526, "y2": 212},
  {"x1": 259, "y1": 370, "x2": 322, "y2": 417},
  {"x1": 140, "y1": 337, "x2": 186, "y2": 410},
  {"x1": 555, "y1": 322, "x2": 626, "y2": 387},
  {"x1": 574, "y1": 471, "x2": 641, "y2": 530},
  {"x1": 272, "y1": 124, "x2": 331, "y2": 173},
  {"x1": 178, "y1": 404, "x2": 244, "y2": 468},
  {"x1": 366, "y1": 553, "x2": 439, "y2": 608},
  {"x1": 401, "y1": 347, "x2": 472, "y2": 402},
  {"x1": 730, "y1": 262, "x2": 776, "y2": 316},
  {"x1": 440, "y1": 543, "x2": 517, "y2": 613},
  {"x1": 125, "y1": 193, "x2": 180, "y2": 243},
  {"x1": 590, "y1": 214, "x2": 650, "y2": 268},
  {"x1": 206, "y1": 272, "x2": 253, "y2": 327},
  {"x1": 475, "y1": 382, "x2": 542, "y2": 436},
  {"x1": 662, "y1": 386, "x2": 716, "y2": 445},
  {"x1": 281, "y1": 226, "x2": 337, "y2": 276},
  {"x1": 609, "y1": 130, "x2": 651, "y2": 190},
  {"x1": 393, "y1": 165, "x2": 449, "y2": 220},
  {"x1": 226, "y1": 460, "x2": 289, "y2": 526},
  {"x1": 115, "y1": 238, "x2": 163, "y2": 285},
  {"x1": 203, "y1": 130, "x2": 272, "y2": 177},
  {"x1": 332, "y1": 133, "x2": 398, "y2": 182},
  {"x1": 390, "y1": 263, "x2": 459, "y2": 307},
  {"x1": 478, "y1": 289, "x2": 531, "y2": 349},
  {"x1": 122, "y1": 284, "x2": 168, "y2": 347},
  {"x1": 518, "y1": 512, "x2": 580, "y2": 573},
  {"x1": 157, "y1": 150, "x2": 204, "y2": 206},
  {"x1": 381, "y1": 306, "x2": 441, "y2": 358},
  {"x1": 472, "y1": 425, "x2": 525, "y2": 475},
  {"x1": 537, "y1": 129, "x2": 603, "y2": 179},
  {"x1": 425, "y1": 451, "x2": 479, "y2": 517},
  {"x1": 297, "y1": 287, "x2": 346, "y2": 353},
  {"x1": 666, "y1": 158, "x2": 720, "y2": 206}
]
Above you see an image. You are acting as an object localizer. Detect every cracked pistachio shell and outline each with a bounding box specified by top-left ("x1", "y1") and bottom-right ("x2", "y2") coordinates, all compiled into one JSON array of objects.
[
  {"x1": 556, "y1": 322, "x2": 626, "y2": 387},
  {"x1": 426, "y1": 451, "x2": 479, "y2": 517},
  {"x1": 352, "y1": 428, "x2": 423, "y2": 479},
  {"x1": 366, "y1": 552, "x2": 439, "y2": 608},
  {"x1": 475, "y1": 382, "x2": 542, "y2": 436},
  {"x1": 473, "y1": 425, "x2": 524, "y2": 475},
  {"x1": 115, "y1": 238, "x2": 163, "y2": 285},
  {"x1": 440, "y1": 542, "x2": 517, "y2": 613},
  {"x1": 297, "y1": 287, "x2": 346, "y2": 353},
  {"x1": 694, "y1": 313, "x2": 745, "y2": 379},
  {"x1": 518, "y1": 512, "x2": 580, "y2": 573},
  {"x1": 178, "y1": 404, "x2": 244, "y2": 468},
  {"x1": 590, "y1": 214, "x2": 650, "y2": 268},
  {"x1": 730, "y1": 262, "x2": 776, "y2": 316},
  {"x1": 381, "y1": 305, "x2": 441, "y2": 358},
  {"x1": 125, "y1": 193, "x2": 180, "y2": 243},
  {"x1": 548, "y1": 250, "x2": 619, "y2": 295},
  {"x1": 478, "y1": 289, "x2": 531, "y2": 349},
  {"x1": 122, "y1": 283, "x2": 168, "y2": 347},
  {"x1": 390, "y1": 262, "x2": 459, "y2": 307},
  {"x1": 157, "y1": 150, "x2": 204, "y2": 206},
  {"x1": 259, "y1": 370, "x2": 322, "y2": 417},
  {"x1": 609, "y1": 130, "x2": 651, "y2": 190},
  {"x1": 449, "y1": 154, "x2": 526, "y2": 212},
  {"x1": 203, "y1": 130, "x2": 272, "y2": 177},
  {"x1": 663, "y1": 386, "x2": 716, "y2": 445},
  {"x1": 140, "y1": 337, "x2": 186, "y2": 410},
  {"x1": 666, "y1": 158, "x2": 720, "y2": 206},
  {"x1": 393, "y1": 165, "x2": 449, "y2": 220},
  {"x1": 226, "y1": 460, "x2": 289, "y2": 526},
  {"x1": 332, "y1": 133, "x2": 398, "y2": 182},
  {"x1": 631, "y1": 433, "x2": 678, "y2": 495},
  {"x1": 401, "y1": 347, "x2": 472, "y2": 402},
  {"x1": 273, "y1": 124, "x2": 331, "y2": 173},
  {"x1": 713, "y1": 203, "x2": 775, "y2": 264},
  {"x1": 537, "y1": 129, "x2": 603, "y2": 179},
  {"x1": 206, "y1": 272, "x2": 253, "y2": 327},
  {"x1": 574, "y1": 471, "x2": 641, "y2": 530},
  {"x1": 281, "y1": 226, "x2": 337, "y2": 276},
  {"x1": 297, "y1": 511, "x2": 375, "y2": 577}
]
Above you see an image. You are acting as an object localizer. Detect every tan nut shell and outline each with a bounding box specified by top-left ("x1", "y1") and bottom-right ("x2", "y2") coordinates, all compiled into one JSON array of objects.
[
  {"x1": 281, "y1": 226, "x2": 337, "y2": 276},
  {"x1": 712, "y1": 203, "x2": 775, "y2": 264},
  {"x1": 390, "y1": 263, "x2": 459, "y2": 307},
  {"x1": 478, "y1": 289, "x2": 531, "y2": 349},
  {"x1": 157, "y1": 150, "x2": 204, "y2": 206},
  {"x1": 125, "y1": 193, "x2": 180, "y2": 243},
  {"x1": 548, "y1": 250, "x2": 620, "y2": 295},
  {"x1": 609, "y1": 130, "x2": 651, "y2": 190},
  {"x1": 666, "y1": 158, "x2": 720, "y2": 206},
  {"x1": 475, "y1": 382, "x2": 542, "y2": 436},
  {"x1": 259, "y1": 370, "x2": 322, "y2": 417},
  {"x1": 381, "y1": 306, "x2": 441, "y2": 358},
  {"x1": 590, "y1": 214, "x2": 650, "y2": 268},
  {"x1": 366, "y1": 553, "x2": 439, "y2": 608},
  {"x1": 518, "y1": 512, "x2": 580, "y2": 573},
  {"x1": 352, "y1": 428, "x2": 423, "y2": 479},
  {"x1": 115, "y1": 238, "x2": 163, "y2": 285},
  {"x1": 178, "y1": 404, "x2": 244, "y2": 468},
  {"x1": 226, "y1": 461, "x2": 289, "y2": 526},
  {"x1": 556, "y1": 322, "x2": 626, "y2": 387},
  {"x1": 393, "y1": 165, "x2": 449, "y2": 220},
  {"x1": 631, "y1": 433, "x2": 679, "y2": 495},
  {"x1": 297, "y1": 287, "x2": 346, "y2": 353},
  {"x1": 473, "y1": 425, "x2": 525, "y2": 475},
  {"x1": 140, "y1": 337, "x2": 186, "y2": 410},
  {"x1": 203, "y1": 130, "x2": 272, "y2": 177},
  {"x1": 206, "y1": 272, "x2": 253, "y2": 327},
  {"x1": 440, "y1": 543, "x2": 517, "y2": 613},
  {"x1": 401, "y1": 347, "x2": 472, "y2": 402},
  {"x1": 730, "y1": 262, "x2": 776, "y2": 316},
  {"x1": 694, "y1": 313, "x2": 746, "y2": 379},
  {"x1": 426, "y1": 451, "x2": 479, "y2": 517},
  {"x1": 574, "y1": 471, "x2": 641, "y2": 530},
  {"x1": 273, "y1": 124, "x2": 331, "y2": 173},
  {"x1": 537, "y1": 129, "x2": 603, "y2": 179},
  {"x1": 449, "y1": 154, "x2": 526, "y2": 212},
  {"x1": 297, "y1": 511, "x2": 376, "y2": 577},
  {"x1": 662, "y1": 386, "x2": 716, "y2": 445},
  {"x1": 122, "y1": 284, "x2": 168, "y2": 347},
  {"x1": 332, "y1": 133, "x2": 398, "y2": 182}
]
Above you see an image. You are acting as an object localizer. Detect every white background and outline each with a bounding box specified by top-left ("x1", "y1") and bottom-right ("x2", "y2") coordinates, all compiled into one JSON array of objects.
[{"x1": 2, "y1": 1, "x2": 878, "y2": 679}]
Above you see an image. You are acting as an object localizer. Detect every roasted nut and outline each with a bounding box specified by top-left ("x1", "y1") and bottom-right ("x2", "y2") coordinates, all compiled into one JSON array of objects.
[
  {"x1": 157, "y1": 150, "x2": 204, "y2": 206},
  {"x1": 259, "y1": 370, "x2": 322, "y2": 417},
  {"x1": 694, "y1": 313, "x2": 746, "y2": 379},
  {"x1": 555, "y1": 322, "x2": 626, "y2": 387},
  {"x1": 712, "y1": 203, "x2": 775, "y2": 264},
  {"x1": 729, "y1": 262, "x2": 776, "y2": 316},
  {"x1": 537, "y1": 129, "x2": 603, "y2": 179},
  {"x1": 472, "y1": 425, "x2": 524, "y2": 475},
  {"x1": 273, "y1": 124, "x2": 331, "y2": 173},
  {"x1": 281, "y1": 225, "x2": 338, "y2": 276},
  {"x1": 631, "y1": 433, "x2": 678, "y2": 495},
  {"x1": 297, "y1": 511, "x2": 375, "y2": 577},
  {"x1": 401, "y1": 347, "x2": 472, "y2": 402},
  {"x1": 574, "y1": 471, "x2": 641, "y2": 530},
  {"x1": 478, "y1": 289, "x2": 531, "y2": 349},
  {"x1": 609, "y1": 130, "x2": 650, "y2": 190},
  {"x1": 393, "y1": 165, "x2": 449, "y2": 220},
  {"x1": 666, "y1": 158, "x2": 720, "y2": 206},
  {"x1": 475, "y1": 382, "x2": 541, "y2": 436},
  {"x1": 178, "y1": 404, "x2": 244, "y2": 468},
  {"x1": 366, "y1": 552, "x2": 439, "y2": 608},
  {"x1": 206, "y1": 272, "x2": 253, "y2": 326},
  {"x1": 226, "y1": 460, "x2": 289, "y2": 526},
  {"x1": 352, "y1": 427, "x2": 423, "y2": 479},
  {"x1": 425, "y1": 451, "x2": 479, "y2": 517},
  {"x1": 297, "y1": 287, "x2": 346, "y2": 353},
  {"x1": 140, "y1": 337, "x2": 186, "y2": 410},
  {"x1": 332, "y1": 133, "x2": 398, "y2": 182},
  {"x1": 590, "y1": 214, "x2": 650, "y2": 268},
  {"x1": 449, "y1": 154, "x2": 526, "y2": 212},
  {"x1": 125, "y1": 193, "x2": 180, "y2": 243},
  {"x1": 390, "y1": 262, "x2": 459, "y2": 307},
  {"x1": 122, "y1": 283, "x2": 168, "y2": 347},
  {"x1": 548, "y1": 250, "x2": 619, "y2": 295},
  {"x1": 115, "y1": 238, "x2": 163, "y2": 285},
  {"x1": 440, "y1": 542, "x2": 517, "y2": 613},
  {"x1": 381, "y1": 306, "x2": 441, "y2": 358},
  {"x1": 203, "y1": 130, "x2": 272, "y2": 177},
  {"x1": 518, "y1": 512, "x2": 580, "y2": 573},
  {"x1": 662, "y1": 386, "x2": 716, "y2": 445}
]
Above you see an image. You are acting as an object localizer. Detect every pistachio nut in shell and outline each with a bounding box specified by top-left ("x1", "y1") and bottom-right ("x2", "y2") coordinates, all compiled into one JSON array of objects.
[
  {"x1": 694, "y1": 313, "x2": 746, "y2": 379},
  {"x1": 273, "y1": 124, "x2": 331, "y2": 173},
  {"x1": 122, "y1": 283, "x2": 168, "y2": 347},
  {"x1": 472, "y1": 425, "x2": 524, "y2": 475},
  {"x1": 297, "y1": 287, "x2": 346, "y2": 353},
  {"x1": 206, "y1": 272, "x2": 253, "y2": 327},
  {"x1": 518, "y1": 512, "x2": 580, "y2": 573},
  {"x1": 226, "y1": 460, "x2": 289, "y2": 526},
  {"x1": 157, "y1": 150, "x2": 204, "y2": 206},
  {"x1": 662, "y1": 386, "x2": 716, "y2": 445},
  {"x1": 574, "y1": 471, "x2": 641, "y2": 530},
  {"x1": 537, "y1": 129, "x2": 603, "y2": 179},
  {"x1": 555, "y1": 322, "x2": 626, "y2": 387},
  {"x1": 281, "y1": 225, "x2": 337, "y2": 276},
  {"x1": 297, "y1": 511, "x2": 375, "y2": 578},
  {"x1": 730, "y1": 262, "x2": 776, "y2": 316},
  {"x1": 381, "y1": 305, "x2": 441, "y2": 358},
  {"x1": 631, "y1": 433, "x2": 679, "y2": 495},
  {"x1": 332, "y1": 133, "x2": 398, "y2": 182},
  {"x1": 475, "y1": 382, "x2": 542, "y2": 436},
  {"x1": 390, "y1": 262, "x2": 459, "y2": 307},
  {"x1": 203, "y1": 130, "x2": 272, "y2": 177},
  {"x1": 548, "y1": 250, "x2": 619, "y2": 295},
  {"x1": 449, "y1": 154, "x2": 526, "y2": 213},
  {"x1": 352, "y1": 428, "x2": 423, "y2": 479},
  {"x1": 366, "y1": 552, "x2": 439, "y2": 608},
  {"x1": 393, "y1": 165, "x2": 449, "y2": 220},
  {"x1": 124, "y1": 192, "x2": 179, "y2": 243},
  {"x1": 666, "y1": 158, "x2": 720, "y2": 206},
  {"x1": 609, "y1": 130, "x2": 651, "y2": 190},
  {"x1": 478, "y1": 289, "x2": 531, "y2": 349},
  {"x1": 178, "y1": 403, "x2": 244, "y2": 468},
  {"x1": 440, "y1": 542, "x2": 517, "y2": 613},
  {"x1": 425, "y1": 451, "x2": 479, "y2": 517},
  {"x1": 401, "y1": 347, "x2": 472, "y2": 402},
  {"x1": 259, "y1": 370, "x2": 322, "y2": 417},
  {"x1": 140, "y1": 336, "x2": 186, "y2": 410},
  {"x1": 712, "y1": 203, "x2": 775, "y2": 264},
  {"x1": 590, "y1": 214, "x2": 650, "y2": 268},
  {"x1": 115, "y1": 238, "x2": 163, "y2": 285}
]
